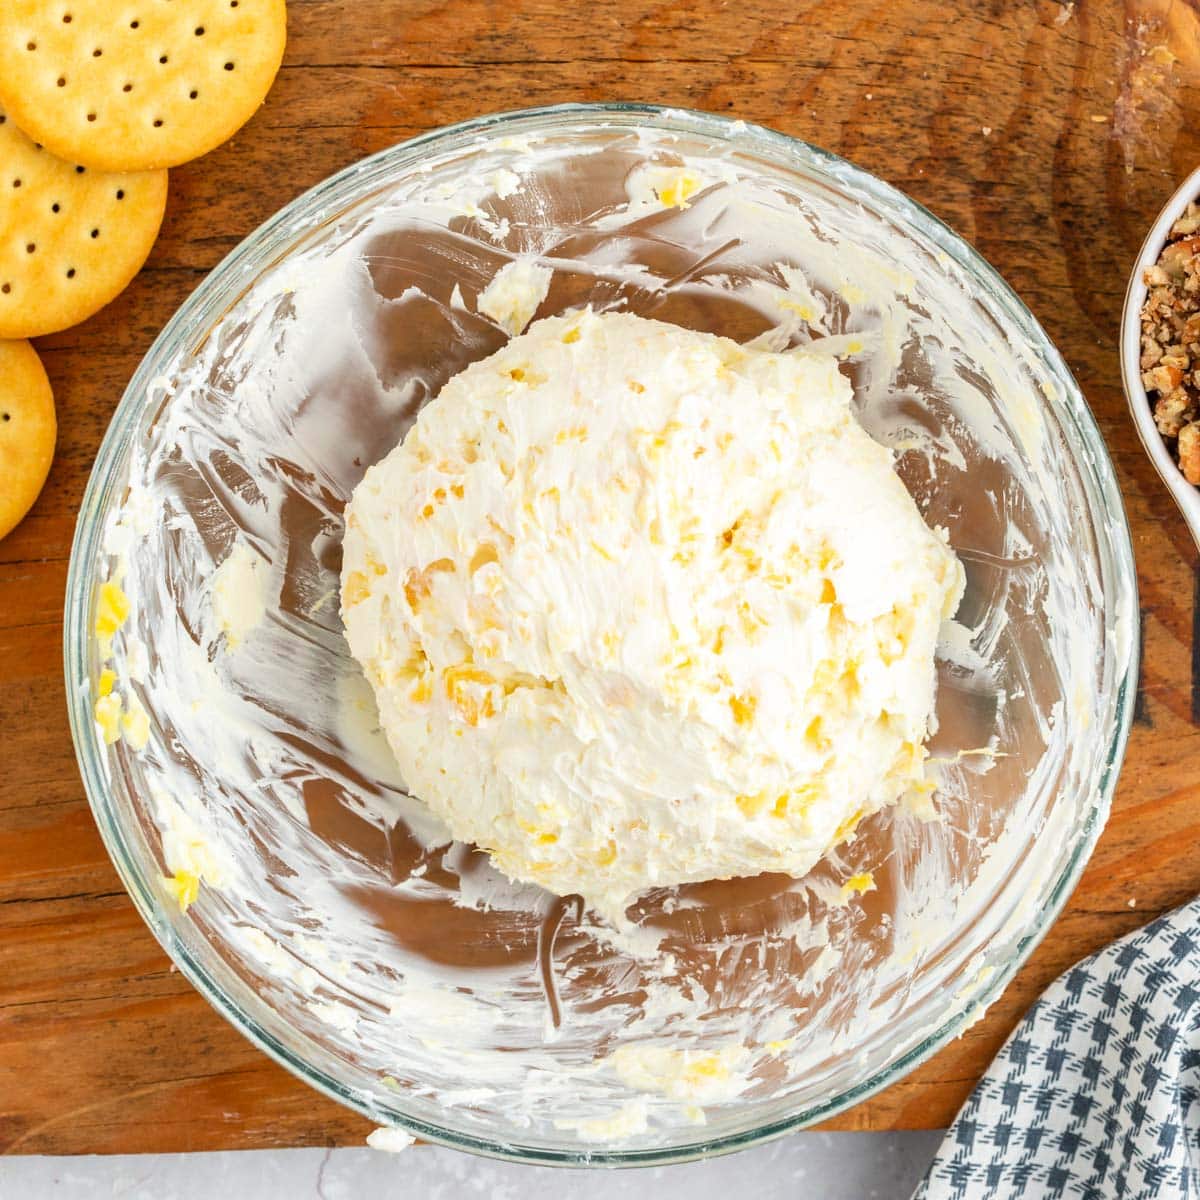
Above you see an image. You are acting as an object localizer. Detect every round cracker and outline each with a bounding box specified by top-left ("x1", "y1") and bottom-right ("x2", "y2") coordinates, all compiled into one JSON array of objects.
[
  {"x1": 0, "y1": 0, "x2": 287, "y2": 173},
  {"x1": 0, "y1": 107, "x2": 167, "y2": 339},
  {"x1": 0, "y1": 339, "x2": 56, "y2": 540}
]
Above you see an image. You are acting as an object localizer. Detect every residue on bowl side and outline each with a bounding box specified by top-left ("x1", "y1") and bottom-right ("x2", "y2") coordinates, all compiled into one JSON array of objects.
[{"x1": 85, "y1": 115, "x2": 1129, "y2": 1153}]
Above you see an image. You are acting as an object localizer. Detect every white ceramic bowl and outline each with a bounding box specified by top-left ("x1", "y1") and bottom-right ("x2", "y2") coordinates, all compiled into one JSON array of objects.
[{"x1": 1121, "y1": 164, "x2": 1200, "y2": 549}]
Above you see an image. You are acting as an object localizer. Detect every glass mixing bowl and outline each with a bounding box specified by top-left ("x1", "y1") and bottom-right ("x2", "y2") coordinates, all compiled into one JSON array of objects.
[{"x1": 65, "y1": 103, "x2": 1138, "y2": 1166}]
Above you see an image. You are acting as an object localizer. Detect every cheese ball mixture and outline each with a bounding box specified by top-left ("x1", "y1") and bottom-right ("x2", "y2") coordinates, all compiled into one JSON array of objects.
[{"x1": 341, "y1": 310, "x2": 964, "y2": 924}]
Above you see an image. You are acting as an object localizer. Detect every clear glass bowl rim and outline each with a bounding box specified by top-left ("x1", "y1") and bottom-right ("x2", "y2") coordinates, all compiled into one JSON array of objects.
[{"x1": 64, "y1": 101, "x2": 1140, "y2": 1168}]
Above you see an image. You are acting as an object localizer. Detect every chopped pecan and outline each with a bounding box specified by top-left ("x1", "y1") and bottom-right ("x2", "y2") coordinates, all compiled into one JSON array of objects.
[
  {"x1": 1140, "y1": 200, "x2": 1200, "y2": 484},
  {"x1": 1179, "y1": 422, "x2": 1200, "y2": 484},
  {"x1": 1154, "y1": 388, "x2": 1192, "y2": 437}
]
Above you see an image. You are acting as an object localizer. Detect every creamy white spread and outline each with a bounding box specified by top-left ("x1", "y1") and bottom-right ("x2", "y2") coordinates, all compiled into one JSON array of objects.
[
  {"x1": 99, "y1": 118, "x2": 1125, "y2": 1145},
  {"x1": 210, "y1": 537, "x2": 267, "y2": 651},
  {"x1": 341, "y1": 310, "x2": 964, "y2": 923},
  {"x1": 476, "y1": 257, "x2": 553, "y2": 336}
]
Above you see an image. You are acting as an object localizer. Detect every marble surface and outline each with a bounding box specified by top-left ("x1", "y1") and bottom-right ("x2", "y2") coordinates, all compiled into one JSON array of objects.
[{"x1": 0, "y1": 1131, "x2": 942, "y2": 1198}]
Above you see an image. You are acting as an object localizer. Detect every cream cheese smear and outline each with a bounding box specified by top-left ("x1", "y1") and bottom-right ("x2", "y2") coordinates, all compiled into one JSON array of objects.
[{"x1": 341, "y1": 310, "x2": 965, "y2": 924}]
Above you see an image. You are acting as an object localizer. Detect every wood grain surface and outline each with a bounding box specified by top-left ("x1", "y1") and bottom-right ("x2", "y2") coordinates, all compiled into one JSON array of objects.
[{"x1": 3, "y1": 0, "x2": 1200, "y2": 1157}]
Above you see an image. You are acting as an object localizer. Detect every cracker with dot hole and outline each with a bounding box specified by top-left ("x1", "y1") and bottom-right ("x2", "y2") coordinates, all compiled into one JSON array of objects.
[
  {"x1": 0, "y1": 338, "x2": 56, "y2": 541},
  {"x1": 0, "y1": 103, "x2": 166, "y2": 338},
  {"x1": 0, "y1": 0, "x2": 286, "y2": 171}
]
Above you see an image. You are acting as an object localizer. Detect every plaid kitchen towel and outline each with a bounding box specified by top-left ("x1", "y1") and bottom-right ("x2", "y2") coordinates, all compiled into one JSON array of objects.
[{"x1": 915, "y1": 896, "x2": 1200, "y2": 1199}]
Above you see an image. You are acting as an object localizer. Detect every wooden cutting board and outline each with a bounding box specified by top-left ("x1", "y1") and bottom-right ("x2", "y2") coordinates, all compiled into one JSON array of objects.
[{"x1": 3, "y1": 0, "x2": 1200, "y2": 1156}]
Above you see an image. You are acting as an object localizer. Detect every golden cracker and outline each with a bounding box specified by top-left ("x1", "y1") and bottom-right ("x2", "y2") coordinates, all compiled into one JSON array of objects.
[
  {"x1": 0, "y1": 107, "x2": 167, "y2": 339},
  {"x1": 0, "y1": 0, "x2": 287, "y2": 172},
  {"x1": 0, "y1": 339, "x2": 56, "y2": 540}
]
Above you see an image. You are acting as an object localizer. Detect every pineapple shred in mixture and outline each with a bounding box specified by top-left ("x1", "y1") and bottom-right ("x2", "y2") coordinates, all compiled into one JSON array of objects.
[{"x1": 341, "y1": 311, "x2": 963, "y2": 924}]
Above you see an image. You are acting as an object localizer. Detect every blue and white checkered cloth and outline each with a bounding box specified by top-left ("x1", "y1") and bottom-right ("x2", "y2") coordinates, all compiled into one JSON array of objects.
[{"x1": 916, "y1": 896, "x2": 1200, "y2": 1199}]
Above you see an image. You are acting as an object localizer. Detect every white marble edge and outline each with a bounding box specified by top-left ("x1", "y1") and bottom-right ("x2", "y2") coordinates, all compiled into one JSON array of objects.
[{"x1": 0, "y1": 1130, "x2": 943, "y2": 1199}]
